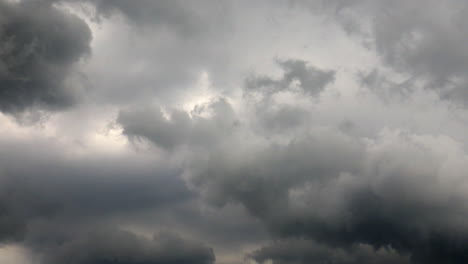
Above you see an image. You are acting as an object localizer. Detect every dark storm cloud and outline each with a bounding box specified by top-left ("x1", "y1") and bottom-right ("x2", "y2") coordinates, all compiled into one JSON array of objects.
[
  {"x1": 249, "y1": 239, "x2": 411, "y2": 264},
  {"x1": 192, "y1": 129, "x2": 468, "y2": 264},
  {"x1": 0, "y1": 136, "x2": 193, "y2": 244},
  {"x1": 246, "y1": 59, "x2": 335, "y2": 97},
  {"x1": 41, "y1": 228, "x2": 215, "y2": 264},
  {"x1": 0, "y1": 0, "x2": 91, "y2": 113},
  {"x1": 118, "y1": 90, "x2": 468, "y2": 263},
  {"x1": 192, "y1": 131, "x2": 363, "y2": 215},
  {"x1": 0, "y1": 132, "x2": 273, "y2": 264},
  {"x1": 2, "y1": 0, "x2": 468, "y2": 263}
]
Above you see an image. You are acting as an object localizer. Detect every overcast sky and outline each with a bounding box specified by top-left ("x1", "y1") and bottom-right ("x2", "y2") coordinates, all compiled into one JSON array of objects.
[{"x1": 2, "y1": 0, "x2": 468, "y2": 263}]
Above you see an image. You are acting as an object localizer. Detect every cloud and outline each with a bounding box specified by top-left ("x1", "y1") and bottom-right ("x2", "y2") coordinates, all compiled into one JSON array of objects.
[
  {"x1": 249, "y1": 239, "x2": 411, "y2": 264},
  {"x1": 296, "y1": 0, "x2": 468, "y2": 102},
  {"x1": 245, "y1": 59, "x2": 335, "y2": 97},
  {"x1": 0, "y1": 133, "x2": 193, "y2": 244},
  {"x1": 192, "y1": 127, "x2": 468, "y2": 263},
  {"x1": 117, "y1": 98, "x2": 238, "y2": 151},
  {"x1": 0, "y1": 0, "x2": 91, "y2": 113},
  {"x1": 41, "y1": 228, "x2": 215, "y2": 264},
  {"x1": 3, "y1": 1, "x2": 468, "y2": 263},
  {"x1": 51, "y1": 0, "x2": 233, "y2": 106},
  {"x1": 81, "y1": 0, "x2": 228, "y2": 37},
  {"x1": 117, "y1": 86, "x2": 468, "y2": 263}
]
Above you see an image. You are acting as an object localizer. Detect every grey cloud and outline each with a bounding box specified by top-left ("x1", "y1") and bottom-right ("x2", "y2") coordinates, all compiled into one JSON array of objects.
[
  {"x1": 257, "y1": 105, "x2": 309, "y2": 133},
  {"x1": 3, "y1": 1, "x2": 468, "y2": 263},
  {"x1": 0, "y1": 0, "x2": 91, "y2": 113},
  {"x1": 55, "y1": 0, "x2": 233, "y2": 106},
  {"x1": 0, "y1": 133, "x2": 269, "y2": 264},
  {"x1": 41, "y1": 228, "x2": 215, "y2": 264},
  {"x1": 249, "y1": 239, "x2": 411, "y2": 264},
  {"x1": 296, "y1": 0, "x2": 468, "y2": 102},
  {"x1": 246, "y1": 59, "x2": 335, "y2": 97},
  {"x1": 243, "y1": 59, "x2": 335, "y2": 135},
  {"x1": 192, "y1": 129, "x2": 468, "y2": 263},
  {"x1": 370, "y1": 1, "x2": 468, "y2": 82},
  {"x1": 84, "y1": 0, "x2": 228, "y2": 37},
  {"x1": 121, "y1": 97, "x2": 468, "y2": 263},
  {"x1": 0, "y1": 137, "x2": 193, "y2": 244},
  {"x1": 358, "y1": 69, "x2": 416, "y2": 102},
  {"x1": 117, "y1": 98, "x2": 238, "y2": 151},
  {"x1": 192, "y1": 131, "x2": 363, "y2": 215}
]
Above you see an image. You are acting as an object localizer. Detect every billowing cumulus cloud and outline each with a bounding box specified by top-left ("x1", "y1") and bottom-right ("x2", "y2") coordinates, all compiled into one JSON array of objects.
[
  {"x1": 117, "y1": 98, "x2": 238, "y2": 151},
  {"x1": 116, "y1": 60, "x2": 468, "y2": 262},
  {"x1": 0, "y1": 0, "x2": 91, "y2": 113},
  {"x1": 2, "y1": 0, "x2": 468, "y2": 264}
]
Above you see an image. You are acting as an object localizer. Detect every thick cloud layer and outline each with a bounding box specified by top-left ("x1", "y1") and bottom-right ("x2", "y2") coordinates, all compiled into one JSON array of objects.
[
  {"x1": 0, "y1": 135, "x2": 191, "y2": 242},
  {"x1": 42, "y1": 228, "x2": 215, "y2": 264},
  {"x1": 249, "y1": 239, "x2": 411, "y2": 264},
  {"x1": 0, "y1": 0, "x2": 91, "y2": 113},
  {"x1": 2, "y1": 0, "x2": 468, "y2": 264},
  {"x1": 116, "y1": 58, "x2": 468, "y2": 263}
]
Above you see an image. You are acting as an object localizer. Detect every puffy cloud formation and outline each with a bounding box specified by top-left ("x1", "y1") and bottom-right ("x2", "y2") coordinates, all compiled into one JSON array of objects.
[
  {"x1": 0, "y1": 0, "x2": 91, "y2": 113},
  {"x1": 118, "y1": 92, "x2": 468, "y2": 263},
  {"x1": 1, "y1": 1, "x2": 468, "y2": 264}
]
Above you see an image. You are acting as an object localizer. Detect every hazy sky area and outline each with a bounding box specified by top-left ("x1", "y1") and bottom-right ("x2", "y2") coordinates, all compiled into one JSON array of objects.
[{"x1": 2, "y1": 0, "x2": 468, "y2": 263}]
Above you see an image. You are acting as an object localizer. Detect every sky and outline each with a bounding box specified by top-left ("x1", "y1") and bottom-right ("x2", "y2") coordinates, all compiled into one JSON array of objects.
[{"x1": 1, "y1": 0, "x2": 468, "y2": 263}]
